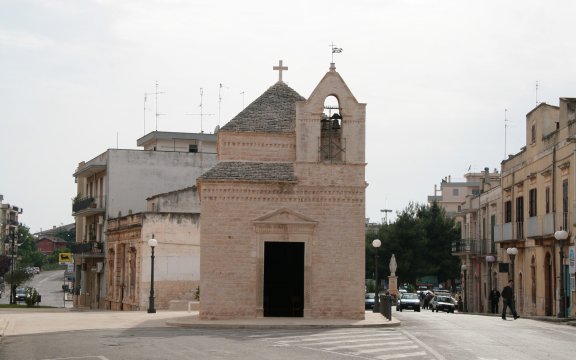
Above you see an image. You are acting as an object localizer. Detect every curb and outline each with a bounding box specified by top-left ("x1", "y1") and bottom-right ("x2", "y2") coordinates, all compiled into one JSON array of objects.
[{"x1": 166, "y1": 320, "x2": 401, "y2": 329}]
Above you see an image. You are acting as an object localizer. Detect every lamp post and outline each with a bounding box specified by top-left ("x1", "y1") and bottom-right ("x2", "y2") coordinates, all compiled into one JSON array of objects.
[
  {"x1": 372, "y1": 239, "x2": 381, "y2": 312},
  {"x1": 5, "y1": 234, "x2": 18, "y2": 305},
  {"x1": 506, "y1": 247, "x2": 518, "y2": 311},
  {"x1": 506, "y1": 247, "x2": 518, "y2": 282},
  {"x1": 461, "y1": 264, "x2": 468, "y2": 312},
  {"x1": 554, "y1": 229, "x2": 568, "y2": 318},
  {"x1": 147, "y1": 235, "x2": 157, "y2": 314},
  {"x1": 486, "y1": 255, "x2": 495, "y2": 313}
]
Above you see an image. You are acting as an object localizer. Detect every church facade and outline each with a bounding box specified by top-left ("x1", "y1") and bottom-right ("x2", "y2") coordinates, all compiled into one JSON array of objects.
[{"x1": 197, "y1": 62, "x2": 367, "y2": 319}]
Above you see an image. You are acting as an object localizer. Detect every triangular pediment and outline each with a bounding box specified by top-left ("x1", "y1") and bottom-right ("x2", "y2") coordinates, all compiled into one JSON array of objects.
[{"x1": 253, "y1": 207, "x2": 318, "y2": 225}]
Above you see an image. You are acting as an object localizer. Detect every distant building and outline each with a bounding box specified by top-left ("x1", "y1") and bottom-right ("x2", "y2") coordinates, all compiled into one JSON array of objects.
[
  {"x1": 0, "y1": 198, "x2": 23, "y2": 255},
  {"x1": 36, "y1": 236, "x2": 69, "y2": 255},
  {"x1": 72, "y1": 131, "x2": 217, "y2": 309}
]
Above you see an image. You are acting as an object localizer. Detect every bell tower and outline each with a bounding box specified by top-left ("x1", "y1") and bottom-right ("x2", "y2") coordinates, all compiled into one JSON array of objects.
[{"x1": 295, "y1": 63, "x2": 366, "y2": 165}]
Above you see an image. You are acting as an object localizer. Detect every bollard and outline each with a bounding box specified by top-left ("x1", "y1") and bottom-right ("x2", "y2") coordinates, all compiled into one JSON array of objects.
[{"x1": 379, "y1": 294, "x2": 392, "y2": 320}]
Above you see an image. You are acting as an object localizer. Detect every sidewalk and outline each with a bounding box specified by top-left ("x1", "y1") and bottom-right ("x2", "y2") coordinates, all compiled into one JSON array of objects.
[
  {"x1": 0, "y1": 309, "x2": 398, "y2": 337},
  {"x1": 166, "y1": 311, "x2": 399, "y2": 329}
]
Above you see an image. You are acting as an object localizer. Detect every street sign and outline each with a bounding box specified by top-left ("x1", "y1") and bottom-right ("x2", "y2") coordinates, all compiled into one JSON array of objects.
[{"x1": 59, "y1": 252, "x2": 73, "y2": 264}]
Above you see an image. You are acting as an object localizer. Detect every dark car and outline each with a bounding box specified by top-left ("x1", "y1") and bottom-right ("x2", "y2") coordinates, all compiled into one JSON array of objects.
[
  {"x1": 431, "y1": 295, "x2": 455, "y2": 313},
  {"x1": 15, "y1": 287, "x2": 26, "y2": 302},
  {"x1": 396, "y1": 292, "x2": 421, "y2": 312},
  {"x1": 365, "y1": 293, "x2": 375, "y2": 309}
]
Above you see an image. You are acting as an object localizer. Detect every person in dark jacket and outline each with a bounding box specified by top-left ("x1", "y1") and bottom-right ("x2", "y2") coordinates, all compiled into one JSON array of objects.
[
  {"x1": 501, "y1": 280, "x2": 519, "y2": 320},
  {"x1": 490, "y1": 288, "x2": 501, "y2": 314}
]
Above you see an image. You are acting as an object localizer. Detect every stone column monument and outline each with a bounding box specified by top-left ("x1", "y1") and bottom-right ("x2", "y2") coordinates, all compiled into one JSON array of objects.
[{"x1": 388, "y1": 254, "x2": 399, "y2": 297}]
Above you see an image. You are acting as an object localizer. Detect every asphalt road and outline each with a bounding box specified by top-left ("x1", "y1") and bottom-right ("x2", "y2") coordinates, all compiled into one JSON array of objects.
[
  {"x1": 0, "y1": 270, "x2": 71, "y2": 308},
  {"x1": 2, "y1": 309, "x2": 576, "y2": 359}
]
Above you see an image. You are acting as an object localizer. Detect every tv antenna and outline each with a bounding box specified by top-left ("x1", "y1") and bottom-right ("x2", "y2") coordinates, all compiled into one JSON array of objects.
[
  {"x1": 535, "y1": 81, "x2": 539, "y2": 105},
  {"x1": 240, "y1": 91, "x2": 245, "y2": 109},
  {"x1": 186, "y1": 88, "x2": 214, "y2": 133},
  {"x1": 504, "y1": 109, "x2": 510, "y2": 159},
  {"x1": 150, "y1": 81, "x2": 165, "y2": 131},
  {"x1": 218, "y1": 83, "x2": 228, "y2": 126}
]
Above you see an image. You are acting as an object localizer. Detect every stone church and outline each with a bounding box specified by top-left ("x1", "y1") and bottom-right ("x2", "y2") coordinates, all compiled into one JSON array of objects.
[{"x1": 197, "y1": 62, "x2": 366, "y2": 319}]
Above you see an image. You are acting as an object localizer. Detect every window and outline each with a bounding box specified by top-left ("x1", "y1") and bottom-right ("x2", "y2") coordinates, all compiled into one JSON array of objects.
[
  {"x1": 545, "y1": 187, "x2": 550, "y2": 214},
  {"x1": 516, "y1": 197, "x2": 524, "y2": 239},
  {"x1": 531, "y1": 124, "x2": 536, "y2": 144},
  {"x1": 453, "y1": 188, "x2": 459, "y2": 196},
  {"x1": 516, "y1": 197, "x2": 524, "y2": 222},
  {"x1": 189, "y1": 144, "x2": 198, "y2": 153},
  {"x1": 529, "y1": 189, "x2": 537, "y2": 217},
  {"x1": 505, "y1": 201, "x2": 512, "y2": 223},
  {"x1": 563, "y1": 180, "x2": 569, "y2": 230}
]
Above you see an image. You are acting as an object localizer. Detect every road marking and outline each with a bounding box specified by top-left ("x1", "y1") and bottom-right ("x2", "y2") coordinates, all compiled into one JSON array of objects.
[
  {"x1": 322, "y1": 341, "x2": 413, "y2": 351},
  {"x1": 402, "y1": 330, "x2": 447, "y2": 360},
  {"x1": 41, "y1": 357, "x2": 110, "y2": 360},
  {"x1": 375, "y1": 351, "x2": 427, "y2": 359}
]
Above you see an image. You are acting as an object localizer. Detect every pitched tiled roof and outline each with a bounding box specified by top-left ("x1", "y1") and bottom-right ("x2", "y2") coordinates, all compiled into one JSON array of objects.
[
  {"x1": 199, "y1": 162, "x2": 296, "y2": 181},
  {"x1": 220, "y1": 82, "x2": 306, "y2": 133}
]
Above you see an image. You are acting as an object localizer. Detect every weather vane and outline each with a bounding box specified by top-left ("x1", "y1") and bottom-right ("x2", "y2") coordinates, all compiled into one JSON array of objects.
[{"x1": 329, "y1": 42, "x2": 343, "y2": 62}]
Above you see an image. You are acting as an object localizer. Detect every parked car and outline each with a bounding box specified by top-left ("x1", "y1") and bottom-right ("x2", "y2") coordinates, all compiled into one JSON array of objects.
[
  {"x1": 32, "y1": 267, "x2": 40, "y2": 274},
  {"x1": 365, "y1": 293, "x2": 375, "y2": 309},
  {"x1": 431, "y1": 295, "x2": 455, "y2": 313},
  {"x1": 396, "y1": 292, "x2": 421, "y2": 312},
  {"x1": 15, "y1": 287, "x2": 26, "y2": 302}
]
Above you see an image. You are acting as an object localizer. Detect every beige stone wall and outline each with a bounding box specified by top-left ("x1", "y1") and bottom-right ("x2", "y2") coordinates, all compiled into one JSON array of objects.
[
  {"x1": 217, "y1": 132, "x2": 296, "y2": 162},
  {"x1": 107, "y1": 212, "x2": 201, "y2": 310},
  {"x1": 199, "y1": 181, "x2": 365, "y2": 319}
]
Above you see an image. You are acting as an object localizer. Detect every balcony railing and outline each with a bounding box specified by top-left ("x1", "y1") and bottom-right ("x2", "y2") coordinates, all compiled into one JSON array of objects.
[
  {"x1": 72, "y1": 196, "x2": 95, "y2": 213},
  {"x1": 72, "y1": 195, "x2": 105, "y2": 215},
  {"x1": 71, "y1": 241, "x2": 103, "y2": 254},
  {"x1": 452, "y1": 238, "x2": 481, "y2": 254}
]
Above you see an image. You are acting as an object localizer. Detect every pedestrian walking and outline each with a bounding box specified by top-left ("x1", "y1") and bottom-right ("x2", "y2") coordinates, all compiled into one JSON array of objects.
[
  {"x1": 501, "y1": 280, "x2": 519, "y2": 320},
  {"x1": 490, "y1": 288, "x2": 500, "y2": 314}
]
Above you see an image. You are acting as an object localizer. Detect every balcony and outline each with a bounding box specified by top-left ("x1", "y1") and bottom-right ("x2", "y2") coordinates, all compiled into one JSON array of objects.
[
  {"x1": 72, "y1": 196, "x2": 105, "y2": 216},
  {"x1": 71, "y1": 241, "x2": 104, "y2": 258},
  {"x1": 526, "y1": 214, "x2": 555, "y2": 238},
  {"x1": 452, "y1": 238, "x2": 481, "y2": 255}
]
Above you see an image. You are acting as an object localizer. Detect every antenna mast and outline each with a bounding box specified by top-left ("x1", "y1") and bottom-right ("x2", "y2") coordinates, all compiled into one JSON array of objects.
[
  {"x1": 240, "y1": 91, "x2": 245, "y2": 109},
  {"x1": 535, "y1": 80, "x2": 539, "y2": 105},
  {"x1": 143, "y1": 92, "x2": 148, "y2": 135},
  {"x1": 218, "y1": 83, "x2": 228, "y2": 126},
  {"x1": 186, "y1": 88, "x2": 214, "y2": 133},
  {"x1": 152, "y1": 81, "x2": 165, "y2": 131},
  {"x1": 504, "y1": 109, "x2": 510, "y2": 159}
]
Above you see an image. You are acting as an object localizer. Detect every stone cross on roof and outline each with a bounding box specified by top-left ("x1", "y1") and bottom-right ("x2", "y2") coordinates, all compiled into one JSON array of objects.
[{"x1": 273, "y1": 60, "x2": 288, "y2": 82}]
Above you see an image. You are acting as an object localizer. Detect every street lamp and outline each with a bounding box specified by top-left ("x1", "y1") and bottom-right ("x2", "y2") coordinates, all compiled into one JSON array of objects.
[
  {"x1": 554, "y1": 229, "x2": 568, "y2": 318},
  {"x1": 461, "y1": 264, "x2": 468, "y2": 312},
  {"x1": 506, "y1": 247, "x2": 518, "y2": 282},
  {"x1": 147, "y1": 235, "x2": 158, "y2": 314},
  {"x1": 506, "y1": 247, "x2": 518, "y2": 312},
  {"x1": 486, "y1": 255, "x2": 495, "y2": 313},
  {"x1": 372, "y1": 239, "x2": 381, "y2": 312}
]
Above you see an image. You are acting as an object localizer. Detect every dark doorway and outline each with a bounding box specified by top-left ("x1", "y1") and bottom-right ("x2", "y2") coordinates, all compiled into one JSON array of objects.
[
  {"x1": 264, "y1": 242, "x2": 304, "y2": 317},
  {"x1": 545, "y1": 252, "x2": 552, "y2": 316}
]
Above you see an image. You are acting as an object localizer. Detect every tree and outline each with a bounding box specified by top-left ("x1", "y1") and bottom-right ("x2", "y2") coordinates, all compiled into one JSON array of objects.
[
  {"x1": 55, "y1": 227, "x2": 76, "y2": 247},
  {"x1": 366, "y1": 202, "x2": 461, "y2": 289}
]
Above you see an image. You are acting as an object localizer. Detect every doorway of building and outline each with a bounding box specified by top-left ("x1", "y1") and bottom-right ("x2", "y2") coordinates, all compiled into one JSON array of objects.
[
  {"x1": 263, "y1": 241, "x2": 304, "y2": 317},
  {"x1": 545, "y1": 252, "x2": 552, "y2": 316}
]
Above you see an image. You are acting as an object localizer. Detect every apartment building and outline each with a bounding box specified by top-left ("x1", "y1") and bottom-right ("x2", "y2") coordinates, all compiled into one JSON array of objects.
[
  {"x1": 0, "y1": 196, "x2": 23, "y2": 255},
  {"x1": 445, "y1": 98, "x2": 576, "y2": 318},
  {"x1": 72, "y1": 131, "x2": 217, "y2": 309}
]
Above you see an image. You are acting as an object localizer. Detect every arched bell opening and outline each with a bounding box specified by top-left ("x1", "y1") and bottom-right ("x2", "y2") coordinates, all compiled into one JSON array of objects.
[{"x1": 319, "y1": 95, "x2": 345, "y2": 163}]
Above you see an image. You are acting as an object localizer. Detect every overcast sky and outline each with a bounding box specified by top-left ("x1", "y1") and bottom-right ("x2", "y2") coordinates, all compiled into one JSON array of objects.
[{"x1": 1, "y1": 0, "x2": 575, "y2": 233}]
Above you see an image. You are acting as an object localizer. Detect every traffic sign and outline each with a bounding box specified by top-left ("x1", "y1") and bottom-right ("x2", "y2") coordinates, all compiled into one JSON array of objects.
[{"x1": 59, "y1": 252, "x2": 73, "y2": 264}]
